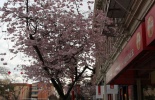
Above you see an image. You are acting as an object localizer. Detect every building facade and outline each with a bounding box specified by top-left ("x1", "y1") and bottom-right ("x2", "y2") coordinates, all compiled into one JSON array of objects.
[
  {"x1": 13, "y1": 83, "x2": 32, "y2": 100},
  {"x1": 0, "y1": 82, "x2": 57, "y2": 100},
  {"x1": 0, "y1": 82, "x2": 31, "y2": 100},
  {"x1": 94, "y1": 0, "x2": 155, "y2": 100},
  {"x1": 31, "y1": 82, "x2": 56, "y2": 100}
]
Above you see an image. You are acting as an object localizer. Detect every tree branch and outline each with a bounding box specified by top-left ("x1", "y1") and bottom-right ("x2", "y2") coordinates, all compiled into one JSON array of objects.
[
  {"x1": 75, "y1": 66, "x2": 78, "y2": 79},
  {"x1": 86, "y1": 66, "x2": 94, "y2": 71},
  {"x1": 51, "y1": 78, "x2": 65, "y2": 98},
  {"x1": 65, "y1": 65, "x2": 87, "y2": 98},
  {"x1": 56, "y1": 78, "x2": 64, "y2": 94}
]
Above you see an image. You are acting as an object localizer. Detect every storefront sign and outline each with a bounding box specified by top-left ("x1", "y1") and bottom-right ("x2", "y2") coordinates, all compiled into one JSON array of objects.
[
  {"x1": 96, "y1": 85, "x2": 104, "y2": 98},
  {"x1": 106, "y1": 23, "x2": 145, "y2": 84},
  {"x1": 145, "y1": 5, "x2": 155, "y2": 45},
  {"x1": 96, "y1": 85, "x2": 118, "y2": 99},
  {"x1": 107, "y1": 85, "x2": 118, "y2": 94}
]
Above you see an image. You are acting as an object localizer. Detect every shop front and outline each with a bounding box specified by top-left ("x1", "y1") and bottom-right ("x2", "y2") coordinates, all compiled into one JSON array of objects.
[{"x1": 106, "y1": 4, "x2": 155, "y2": 100}]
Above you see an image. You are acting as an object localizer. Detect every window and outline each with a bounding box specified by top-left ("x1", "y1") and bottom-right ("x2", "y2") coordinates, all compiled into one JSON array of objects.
[
  {"x1": 31, "y1": 92, "x2": 38, "y2": 95},
  {"x1": 32, "y1": 86, "x2": 38, "y2": 90}
]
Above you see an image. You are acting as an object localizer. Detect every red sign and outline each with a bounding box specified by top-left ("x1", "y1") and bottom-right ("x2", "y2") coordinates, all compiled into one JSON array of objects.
[
  {"x1": 145, "y1": 5, "x2": 155, "y2": 45},
  {"x1": 98, "y1": 86, "x2": 101, "y2": 95},
  {"x1": 110, "y1": 85, "x2": 114, "y2": 89},
  {"x1": 106, "y1": 23, "x2": 145, "y2": 84}
]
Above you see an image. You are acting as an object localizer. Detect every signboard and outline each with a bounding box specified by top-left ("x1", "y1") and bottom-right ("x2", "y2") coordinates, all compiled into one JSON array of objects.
[
  {"x1": 106, "y1": 23, "x2": 145, "y2": 84},
  {"x1": 96, "y1": 85, "x2": 104, "y2": 98},
  {"x1": 107, "y1": 85, "x2": 118, "y2": 94},
  {"x1": 96, "y1": 85, "x2": 118, "y2": 99},
  {"x1": 145, "y1": 5, "x2": 155, "y2": 45}
]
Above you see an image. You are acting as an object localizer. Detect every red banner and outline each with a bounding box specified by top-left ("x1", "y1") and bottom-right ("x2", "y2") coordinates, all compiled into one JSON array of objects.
[
  {"x1": 98, "y1": 86, "x2": 101, "y2": 95},
  {"x1": 145, "y1": 4, "x2": 155, "y2": 45},
  {"x1": 106, "y1": 23, "x2": 145, "y2": 84},
  {"x1": 110, "y1": 85, "x2": 114, "y2": 89}
]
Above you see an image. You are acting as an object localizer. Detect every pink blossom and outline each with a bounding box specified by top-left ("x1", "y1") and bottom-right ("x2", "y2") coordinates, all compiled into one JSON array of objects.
[
  {"x1": 7, "y1": 28, "x2": 15, "y2": 33},
  {"x1": 8, "y1": 71, "x2": 11, "y2": 75},
  {"x1": 9, "y1": 49, "x2": 14, "y2": 52},
  {"x1": 3, "y1": 63, "x2": 7, "y2": 65},
  {"x1": 1, "y1": 58, "x2": 4, "y2": 61}
]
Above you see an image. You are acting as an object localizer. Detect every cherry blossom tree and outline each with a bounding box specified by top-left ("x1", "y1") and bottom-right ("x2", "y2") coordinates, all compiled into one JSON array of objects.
[
  {"x1": 0, "y1": 0, "x2": 116, "y2": 99},
  {"x1": 80, "y1": 81, "x2": 95, "y2": 99}
]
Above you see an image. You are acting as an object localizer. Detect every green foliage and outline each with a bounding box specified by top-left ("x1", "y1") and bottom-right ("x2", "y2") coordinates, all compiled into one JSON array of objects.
[{"x1": 0, "y1": 82, "x2": 14, "y2": 100}]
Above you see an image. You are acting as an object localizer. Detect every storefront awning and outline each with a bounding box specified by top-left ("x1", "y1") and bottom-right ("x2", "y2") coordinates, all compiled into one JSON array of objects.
[
  {"x1": 106, "y1": 4, "x2": 155, "y2": 85},
  {"x1": 106, "y1": 23, "x2": 146, "y2": 84}
]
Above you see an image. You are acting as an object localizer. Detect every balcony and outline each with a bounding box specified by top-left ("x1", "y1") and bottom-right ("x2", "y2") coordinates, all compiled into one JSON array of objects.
[
  {"x1": 31, "y1": 91, "x2": 38, "y2": 98},
  {"x1": 107, "y1": 0, "x2": 133, "y2": 18},
  {"x1": 31, "y1": 86, "x2": 38, "y2": 92}
]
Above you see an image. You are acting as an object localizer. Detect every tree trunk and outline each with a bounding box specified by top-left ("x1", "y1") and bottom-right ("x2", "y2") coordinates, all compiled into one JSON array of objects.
[{"x1": 59, "y1": 96, "x2": 71, "y2": 100}]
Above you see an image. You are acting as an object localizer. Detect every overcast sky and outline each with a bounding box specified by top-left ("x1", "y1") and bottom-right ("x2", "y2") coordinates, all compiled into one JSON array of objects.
[
  {"x1": 0, "y1": 35, "x2": 32, "y2": 83},
  {"x1": 0, "y1": 0, "x2": 33, "y2": 83}
]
